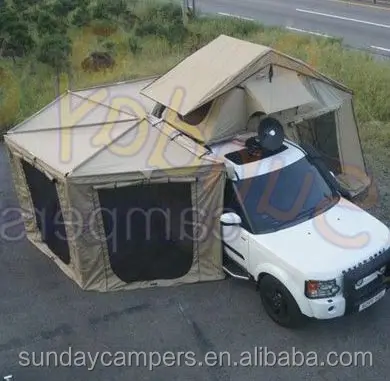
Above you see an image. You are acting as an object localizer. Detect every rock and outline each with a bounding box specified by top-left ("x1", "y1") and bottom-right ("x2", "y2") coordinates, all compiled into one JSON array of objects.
[{"x1": 81, "y1": 51, "x2": 115, "y2": 72}]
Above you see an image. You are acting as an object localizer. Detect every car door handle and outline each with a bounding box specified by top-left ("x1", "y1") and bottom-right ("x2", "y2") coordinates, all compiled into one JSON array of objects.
[{"x1": 240, "y1": 236, "x2": 247, "y2": 241}]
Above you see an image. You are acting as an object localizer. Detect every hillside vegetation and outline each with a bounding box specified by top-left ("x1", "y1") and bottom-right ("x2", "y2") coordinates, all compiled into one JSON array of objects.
[{"x1": 0, "y1": 0, "x2": 389, "y2": 164}]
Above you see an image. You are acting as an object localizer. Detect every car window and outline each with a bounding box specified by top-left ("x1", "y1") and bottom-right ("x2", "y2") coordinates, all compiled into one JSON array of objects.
[{"x1": 223, "y1": 179, "x2": 251, "y2": 231}]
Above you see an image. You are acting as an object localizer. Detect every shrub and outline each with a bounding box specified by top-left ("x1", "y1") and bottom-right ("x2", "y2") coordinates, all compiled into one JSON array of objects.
[
  {"x1": 128, "y1": 35, "x2": 142, "y2": 55},
  {"x1": 50, "y1": 0, "x2": 80, "y2": 18},
  {"x1": 0, "y1": 21, "x2": 35, "y2": 58},
  {"x1": 134, "y1": 19, "x2": 188, "y2": 46},
  {"x1": 71, "y1": 6, "x2": 92, "y2": 27},
  {"x1": 37, "y1": 11, "x2": 67, "y2": 36},
  {"x1": 37, "y1": 34, "x2": 72, "y2": 73},
  {"x1": 140, "y1": 2, "x2": 182, "y2": 23}
]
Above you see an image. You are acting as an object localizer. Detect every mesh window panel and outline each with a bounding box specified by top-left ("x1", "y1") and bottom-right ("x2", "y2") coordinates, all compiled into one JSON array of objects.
[
  {"x1": 98, "y1": 182, "x2": 194, "y2": 283},
  {"x1": 21, "y1": 160, "x2": 70, "y2": 265},
  {"x1": 311, "y1": 112, "x2": 342, "y2": 175}
]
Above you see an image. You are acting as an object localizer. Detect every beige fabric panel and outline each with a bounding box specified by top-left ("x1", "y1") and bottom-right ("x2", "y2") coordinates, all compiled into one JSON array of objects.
[
  {"x1": 208, "y1": 89, "x2": 247, "y2": 144},
  {"x1": 71, "y1": 121, "x2": 222, "y2": 179},
  {"x1": 69, "y1": 163, "x2": 221, "y2": 186},
  {"x1": 5, "y1": 147, "x2": 80, "y2": 286},
  {"x1": 106, "y1": 274, "x2": 202, "y2": 292},
  {"x1": 245, "y1": 71, "x2": 316, "y2": 115},
  {"x1": 55, "y1": 180, "x2": 80, "y2": 283},
  {"x1": 10, "y1": 92, "x2": 134, "y2": 133},
  {"x1": 66, "y1": 182, "x2": 108, "y2": 290},
  {"x1": 269, "y1": 51, "x2": 350, "y2": 93},
  {"x1": 141, "y1": 35, "x2": 270, "y2": 115},
  {"x1": 73, "y1": 77, "x2": 158, "y2": 117},
  {"x1": 140, "y1": 35, "x2": 350, "y2": 116},
  {"x1": 166, "y1": 88, "x2": 247, "y2": 144},
  {"x1": 4, "y1": 136, "x2": 64, "y2": 179},
  {"x1": 5, "y1": 147, "x2": 38, "y2": 237},
  {"x1": 335, "y1": 100, "x2": 370, "y2": 194},
  {"x1": 6, "y1": 121, "x2": 138, "y2": 176},
  {"x1": 26, "y1": 237, "x2": 82, "y2": 286},
  {"x1": 196, "y1": 170, "x2": 226, "y2": 282}
]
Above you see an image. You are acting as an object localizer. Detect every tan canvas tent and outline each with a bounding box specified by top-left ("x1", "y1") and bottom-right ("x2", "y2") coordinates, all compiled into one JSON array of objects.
[
  {"x1": 142, "y1": 35, "x2": 370, "y2": 197},
  {"x1": 4, "y1": 78, "x2": 226, "y2": 291}
]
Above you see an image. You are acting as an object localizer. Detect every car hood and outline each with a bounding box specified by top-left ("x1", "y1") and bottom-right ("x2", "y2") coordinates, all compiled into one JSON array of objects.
[{"x1": 253, "y1": 198, "x2": 390, "y2": 278}]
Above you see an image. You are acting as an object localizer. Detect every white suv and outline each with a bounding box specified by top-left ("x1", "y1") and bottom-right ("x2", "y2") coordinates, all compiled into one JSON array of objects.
[{"x1": 211, "y1": 134, "x2": 390, "y2": 328}]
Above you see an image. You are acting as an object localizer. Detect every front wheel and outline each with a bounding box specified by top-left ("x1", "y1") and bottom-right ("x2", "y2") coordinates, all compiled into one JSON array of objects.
[{"x1": 259, "y1": 275, "x2": 306, "y2": 328}]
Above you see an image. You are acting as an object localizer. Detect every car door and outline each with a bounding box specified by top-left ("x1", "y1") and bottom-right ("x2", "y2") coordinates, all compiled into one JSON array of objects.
[{"x1": 222, "y1": 179, "x2": 250, "y2": 269}]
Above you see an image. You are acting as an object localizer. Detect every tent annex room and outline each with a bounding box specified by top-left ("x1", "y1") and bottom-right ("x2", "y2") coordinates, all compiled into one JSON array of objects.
[
  {"x1": 142, "y1": 34, "x2": 370, "y2": 197},
  {"x1": 4, "y1": 78, "x2": 226, "y2": 291}
]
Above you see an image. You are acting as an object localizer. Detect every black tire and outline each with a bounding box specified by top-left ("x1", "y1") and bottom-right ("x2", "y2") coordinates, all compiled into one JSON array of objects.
[{"x1": 259, "y1": 275, "x2": 306, "y2": 329}]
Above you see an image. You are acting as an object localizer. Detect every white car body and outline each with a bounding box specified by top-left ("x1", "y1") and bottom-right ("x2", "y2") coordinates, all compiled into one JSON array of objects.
[{"x1": 210, "y1": 134, "x2": 390, "y2": 320}]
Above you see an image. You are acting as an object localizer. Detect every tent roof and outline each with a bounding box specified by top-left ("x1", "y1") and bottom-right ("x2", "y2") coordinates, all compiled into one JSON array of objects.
[
  {"x1": 9, "y1": 77, "x2": 158, "y2": 134},
  {"x1": 72, "y1": 76, "x2": 158, "y2": 118},
  {"x1": 5, "y1": 75, "x2": 221, "y2": 180},
  {"x1": 141, "y1": 34, "x2": 351, "y2": 116}
]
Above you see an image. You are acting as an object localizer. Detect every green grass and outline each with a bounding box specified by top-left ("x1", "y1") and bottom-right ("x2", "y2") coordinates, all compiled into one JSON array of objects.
[{"x1": 1, "y1": 0, "x2": 390, "y2": 160}]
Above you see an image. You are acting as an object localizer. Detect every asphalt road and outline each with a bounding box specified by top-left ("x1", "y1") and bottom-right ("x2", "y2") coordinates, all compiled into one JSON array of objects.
[
  {"x1": 195, "y1": 0, "x2": 390, "y2": 56},
  {"x1": 1, "y1": 141, "x2": 390, "y2": 380}
]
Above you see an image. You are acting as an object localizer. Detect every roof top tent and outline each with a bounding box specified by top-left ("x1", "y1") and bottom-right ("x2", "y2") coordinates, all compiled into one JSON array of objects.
[
  {"x1": 4, "y1": 78, "x2": 226, "y2": 291},
  {"x1": 141, "y1": 35, "x2": 370, "y2": 198}
]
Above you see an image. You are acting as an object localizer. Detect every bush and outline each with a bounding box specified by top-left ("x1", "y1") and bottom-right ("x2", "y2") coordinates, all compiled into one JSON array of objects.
[
  {"x1": 135, "y1": 19, "x2": 188, "y2": 45},
  {"x1": 50, "y1": 0, "x2": 80, "y2": 18},
  {"x1": 37, "y1": 34, "x2": 72, "y2": 72},
  {"x1": 128, "y1": 35, "x2": 142, "y2": 55},
  {"x1": 140, "y1": 2, "x2": 182, "y2": 23},
  {"x1": 37, "y1": 11, "x2": 67, "y2": 36},
  {"x1": 71, "y1": 6, "x2": 92, "y2": 27},
  {"x1": 1, "y1": 22, "x2": 35, "y2": 58},
  {"x1": 92, "y1": 0, "x2": 128, "y2": 20}
]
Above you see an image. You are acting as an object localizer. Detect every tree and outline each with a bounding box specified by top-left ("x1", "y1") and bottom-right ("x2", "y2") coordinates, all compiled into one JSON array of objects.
[
  {"x1": 71, "y1": 6, "x2": 92, "y2": 27},
  {"x1": 0, "y1": 7, "x2": 19, "y2": 33},
  {"x1": 37, "y1": 34, "x2": 72, "y2": 96},
  {"x1": 0, "y1": 13, "x2": 35, "y2": 61},
  {"x1": 51, "y1": 0, "x2": 80, "y2": 19},
  {"x1": 11, "y1": 0, "x2": 37, "y2": 13},
  {"x1": 92, "y1": 0, "x2": 128, "y2": 20},
  {"x1": 37, "y1": 11, "x2": 67, "y2": 37}
]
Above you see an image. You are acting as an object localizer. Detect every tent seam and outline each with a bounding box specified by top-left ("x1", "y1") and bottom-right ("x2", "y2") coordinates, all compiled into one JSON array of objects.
[
  {"x1": 71, "y1": 92, "x2": 137, "y2": 118},
  {"x1": 91, "y1": 190, "x2": 109, "y2": 291},
  {"x1": 68, "y1": 119, "x2": 143, "y2": 177},
  {"x1": 5, "y1": 118, "x2": 138, "y2": 135},
  {"x1": 72, "y1": 75, "x2": 160, "y2": 93}
]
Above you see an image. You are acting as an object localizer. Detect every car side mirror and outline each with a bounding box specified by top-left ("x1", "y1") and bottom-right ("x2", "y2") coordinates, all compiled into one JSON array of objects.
[{"x1": 220, "y1": 212, "x2": 242, "y2": 226}]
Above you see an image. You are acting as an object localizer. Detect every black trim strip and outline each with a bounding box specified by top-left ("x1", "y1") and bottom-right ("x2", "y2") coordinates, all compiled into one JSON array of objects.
[
  {"x1": 224, "y1": 243, "x2": 245, "y2": 260},
  {"x1": 221, "y1": 221, "x2": 240, "y2": 227}
]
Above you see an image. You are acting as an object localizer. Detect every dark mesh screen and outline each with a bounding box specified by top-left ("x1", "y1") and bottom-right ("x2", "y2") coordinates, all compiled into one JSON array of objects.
[
  {"x1": 21, "y1": 160, "x2": 70, "y2": 265},
  {"x1": 98, "y1": 182, "x2": 194, "y2": 283}
]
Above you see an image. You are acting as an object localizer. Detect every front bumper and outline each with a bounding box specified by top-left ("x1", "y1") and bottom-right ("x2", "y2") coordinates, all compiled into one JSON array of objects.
[
  {"x1": 343, "y1": 248, "x2": 390, "y2": 315},
  {"x1": 308, "y1": 248, "x2": 390, "y2": 319},
  {"x1": 308, "y1": 295, "x2": 346, "y2": 319}
]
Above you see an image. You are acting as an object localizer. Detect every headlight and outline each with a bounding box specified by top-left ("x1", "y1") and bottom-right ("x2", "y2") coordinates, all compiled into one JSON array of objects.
[{"x1": 305, "y1": 279, "x2": 340, "y2": 299}]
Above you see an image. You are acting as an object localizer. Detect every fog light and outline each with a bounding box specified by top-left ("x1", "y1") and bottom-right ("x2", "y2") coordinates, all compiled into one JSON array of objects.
[{"x1": 356, "y1": 279, "x2": 364, "y2": 287}]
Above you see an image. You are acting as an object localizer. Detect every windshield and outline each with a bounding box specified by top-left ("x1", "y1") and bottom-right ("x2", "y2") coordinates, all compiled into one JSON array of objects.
[{"x1": 233, "y1": 157, "x2": 340, "y2": 234}]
